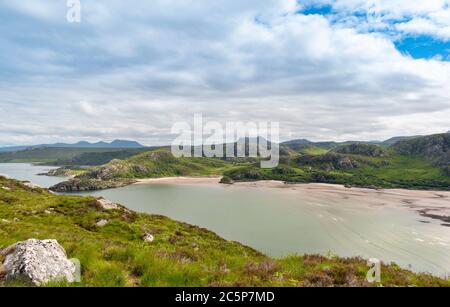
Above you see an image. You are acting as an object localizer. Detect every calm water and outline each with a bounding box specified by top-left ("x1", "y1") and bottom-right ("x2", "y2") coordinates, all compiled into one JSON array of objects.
[
  {"x1": 0, "y1": 163, "x2": 65, "y2": 187},
  {"x1": 1, "y1": 163, "x2": 449, "y2": 276}
]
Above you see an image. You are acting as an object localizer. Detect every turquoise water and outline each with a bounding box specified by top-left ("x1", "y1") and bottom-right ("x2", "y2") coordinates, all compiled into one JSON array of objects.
[{"x1": 1, "y1": 163, "x2": 449, "y2": 277}]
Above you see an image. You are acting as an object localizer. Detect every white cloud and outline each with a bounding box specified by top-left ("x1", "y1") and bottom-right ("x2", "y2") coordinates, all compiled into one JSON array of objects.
[{"x1": 0, "y1": 1, "x2": 449, "y2": 145}]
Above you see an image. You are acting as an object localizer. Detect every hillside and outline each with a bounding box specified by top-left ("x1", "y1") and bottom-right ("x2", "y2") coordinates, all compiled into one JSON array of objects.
[
  {"x1": 50, "y1": 149, "x2": 242, "y2": 192},
  {"x1": 330, "y1": 144, "x2": 388, "y2": 157},
  {"x1": 223, "y1": 140, "x2": 450, "y2": 190},
  {"x1": 393, "y1": 133, "x2": 449, "y2": 174},
  {"x1": 49, "y1": 148, "x2": 154, "y2": 166},
  {"x1": 0, "y1": 140, "x2": 144, "y2": 153},
  {"x1": 1, "y1": 176, "x2": 447, "y2": 287},
  {"x1": 49, "y1": 135, "x2": 450, "y2": 192},
  {"x1": 0, "y1": 147, "x2": 145, "y2": 164}
]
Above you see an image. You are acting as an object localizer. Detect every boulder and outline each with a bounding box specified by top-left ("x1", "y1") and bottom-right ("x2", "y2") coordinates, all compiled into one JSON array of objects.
[
  {"x1": 0, "y1": 239, "x2": 76, "y2": 286},
  {"x1": 143, "y1": 233, "x2": 154, "y2": 243},
  {"x1": 97, "y1": 198, "x2": 120, "y2": 210},
  {"x1": 96, "y1": 219, "x2": 108, "y2": 227}
]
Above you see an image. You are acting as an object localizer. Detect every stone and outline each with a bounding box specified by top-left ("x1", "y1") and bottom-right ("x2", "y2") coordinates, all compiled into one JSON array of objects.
[
  {"x1": 96, "y1": 219, "x2": 108, "y2": 227},
  {"x1": 22, "y1": 181, "x2": 40, "y2": 189},
  {"x1": 143, "y1": 233, "x2": 154, "y2": 243},
  {"x1": 0, "y1": 239, "x2": 76, "y2": 286},
  {"x1": 97, "y1": 198, "x2": 120, "y2": 210},
  {"x1": 1, "y1": 186, "x2": 11, "y2": 191}
]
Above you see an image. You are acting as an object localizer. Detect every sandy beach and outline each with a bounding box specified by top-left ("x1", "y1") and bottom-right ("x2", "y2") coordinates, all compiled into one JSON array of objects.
[{"x1": 135, "y1": 177, "x2": 450, "y2": 223}]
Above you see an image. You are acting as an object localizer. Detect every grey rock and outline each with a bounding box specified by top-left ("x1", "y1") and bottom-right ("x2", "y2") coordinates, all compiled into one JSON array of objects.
[
  {"x1": 97, "y1": 198, "x2": 120, "y2": 210},
  {"x1": 143, "y1": 233, "x2": 154, "y2": 243},
  {"x1": 0, "y1": 239, "x2": 76, "y2": 286},
  {"x1": 96, "y1": 219, "x2": 108, "y2": 227}
]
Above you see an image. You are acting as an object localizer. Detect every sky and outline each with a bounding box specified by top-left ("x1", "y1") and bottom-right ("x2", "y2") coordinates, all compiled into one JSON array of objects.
[{"x1": 0, "y1": 0, "x2": 449, "y2": 146}]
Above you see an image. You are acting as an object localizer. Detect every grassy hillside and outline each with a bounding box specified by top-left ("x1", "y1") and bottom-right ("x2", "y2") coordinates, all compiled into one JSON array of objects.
[
  {"x1": 49, "y1": 149, "x2": 249, "y2": 191},
  {"x1": 50, "y1": 148, "x2": 153, "y2": 166},
  {"x1": 1, "y1": 176, "x2": 447, "y2": 287},
  {"x1": 393, "y1": 133, "x2": 449, "y2": 175},
  {"x1": 0, "y1": 147, "x2": 143, "y2": 164},
  {"x1": 224, "y1": 141, "x2": 450, "y2": 189},
  {"x1": 47, "y1": 134, "x2": 450, "y2": 192}
]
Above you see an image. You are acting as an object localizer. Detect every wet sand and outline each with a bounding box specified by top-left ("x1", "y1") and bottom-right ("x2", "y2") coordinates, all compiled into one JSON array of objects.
[{"x1": 135, "y1": 177, "x2": 450, "y2": 222}]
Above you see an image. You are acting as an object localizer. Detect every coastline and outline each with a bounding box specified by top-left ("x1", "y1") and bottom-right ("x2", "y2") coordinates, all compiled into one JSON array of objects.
[{"x1": 134, "y1": 177, "x2": 450, "y2": 223}]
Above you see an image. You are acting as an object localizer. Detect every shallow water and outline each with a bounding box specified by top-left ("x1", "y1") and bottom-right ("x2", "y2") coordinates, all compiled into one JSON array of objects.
[
  {"x1": 1, "y1": 163, "x2": 449, "y2": 277},
  {"x1": 0, "y1": 163, "x2": 65, "y2": 188}
]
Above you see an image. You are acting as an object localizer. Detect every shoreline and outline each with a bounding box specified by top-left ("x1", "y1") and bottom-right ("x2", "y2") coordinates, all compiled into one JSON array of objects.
[{"x1": 134, "y1": 176, "x2": 450, "y2": 223}]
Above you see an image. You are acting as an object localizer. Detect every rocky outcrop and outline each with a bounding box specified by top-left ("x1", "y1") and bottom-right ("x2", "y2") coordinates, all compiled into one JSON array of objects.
[
  {"x1": 296, "y1": 153, "x2": 367, "y2": 171},
  {"x1": 38, "y1": 167, "x2": 73, "y2": 177},
  {"x1": 0, "y1": 239, "x2": 76, "y2": 286},
  {"x1": 49, "y1": 178, "x2": 134, "y2": 192},
  {"x1": 87, "y1": 160, "x2": 132, "y2": 180},
  {"x1": 97, "y1": 198, "x2": 120, "y2": 210},
  {"x1": 393, "y1": 133, "x2": 450, "y2": 174},
  {"x1": 331, "y1": 144, "x2": 388, "y2": 157}
]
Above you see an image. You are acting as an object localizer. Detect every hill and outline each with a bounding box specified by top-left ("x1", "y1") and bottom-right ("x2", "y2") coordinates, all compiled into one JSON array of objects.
[
  {"x1": 0, "y1": 140, "x2": 144, "y2": 153},
  {"x1": 382, "y1": 136, "x2": 421, "y2": 146},
  {"x1": 330, "y1": 144, "x2": 388, "y2": 157},
  {"x1": 393, "y1": 133, "x2": 450, "y2": 175},
  {"x1": 49, "y1": 133, "x2": 450, "y2": 192},
  {"x1": 50, "y1": 149, "x2": 242, "y2": 192},
  {"x1": 0, "y1": 147, "x2": 146, "y2": 164},
  {"x1": 1, "y1": 176, "x2": 447, "y2": 287}
]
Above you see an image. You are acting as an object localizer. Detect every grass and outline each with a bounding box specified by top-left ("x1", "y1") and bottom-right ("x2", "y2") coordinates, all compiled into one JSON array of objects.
[
  {"x1": 1, "y1": 176, "x2": 448, "y2": 287},
  {"x1": 223, "y1": 152, "x2": 450, "y2": 190},
  {"x1": 0, "y1": 147, "x2": 144, "y2": 164}
]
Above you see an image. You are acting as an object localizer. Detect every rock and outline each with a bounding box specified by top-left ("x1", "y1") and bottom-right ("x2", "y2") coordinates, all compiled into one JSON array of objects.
[
  {"x1": 97, "y1": 198, "x2": 120, "y2": 210},
  {"x1": 96, "y1": 219, "x2": 108, "y2": 227},
  {"x1": 0, "y1": 239, "x2": 76, "y2": 286},
  {"x1": 143, "y1": 233, "x2": 154, "y2": 243},
  {"x1": 331, "y1": 144, "x2": 388, "y2": 157},
  {"x1": 22, "y1": 181, "x2": 40, "y2": 189},
  {"x1": 13, "y1": 218, "x2": 20, "y2": 222},
  {"x1": 1, "y1": 219, "x2": 10, "y2": 223},
  {"x1": 1, "y1": 186, "x2": 10, "y2": 191},
  {"x1": 38, "y1": 167, "x2": 73, "y2": 177},
  {"x1": 49, "y1": 178, "x2": 134, "y2": 192}
]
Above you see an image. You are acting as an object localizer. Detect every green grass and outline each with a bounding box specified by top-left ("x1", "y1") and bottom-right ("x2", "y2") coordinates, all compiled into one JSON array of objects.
[
  {"x1": 79, "y1": 149, "x2": 243, "y2": 180},
  {"x1": 298, "y1": 146, "x2": 329, "y2": 155},
  {"x1": 0, "y1": 148, "x2": 144, "y2": 164},
  {"x1": 224, "y1": 152, "x2": 450, "y2": 190},
  {"x1": 1, "y1": 176, "x2": 448, "y2": 287}
]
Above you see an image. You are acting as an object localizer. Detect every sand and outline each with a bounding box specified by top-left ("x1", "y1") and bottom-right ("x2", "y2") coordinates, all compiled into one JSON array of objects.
[{"x1": 134, "y1": 177, "x2": 450, "y2": 222}]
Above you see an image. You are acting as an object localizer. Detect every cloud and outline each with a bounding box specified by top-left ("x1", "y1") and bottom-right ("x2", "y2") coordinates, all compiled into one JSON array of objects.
[{"x1": 0, "y1": 0, "x2": 449, "y2": 145}]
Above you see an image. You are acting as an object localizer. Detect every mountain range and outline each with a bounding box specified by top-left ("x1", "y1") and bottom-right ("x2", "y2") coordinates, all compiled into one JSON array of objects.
[{"x1": 0, "y1": 140, "x2": 144, "y2": 152}]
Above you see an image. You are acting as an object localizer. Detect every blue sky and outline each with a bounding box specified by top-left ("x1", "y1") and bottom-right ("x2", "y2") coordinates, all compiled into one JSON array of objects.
[
  {"x1": 0, "y1": 1, "x2": 449, "y2": 146},
  {"x1": 299, "y1": 2, "x2": 450, "y2": 61}
]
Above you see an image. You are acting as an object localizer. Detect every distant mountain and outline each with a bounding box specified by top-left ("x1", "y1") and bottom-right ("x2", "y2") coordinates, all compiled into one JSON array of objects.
[
  {"x1": 282, "y1": 139, "x2": 313, "y2": 146},
  {"x1": 281, "y1": 139, "x2": 380, "y2": 151},
  {"x1": 0, "y1": 139, "x2": 144, "y2": 152},
  {"x1": 382, "y1": 136, "x2": 421, "y2": 146}
]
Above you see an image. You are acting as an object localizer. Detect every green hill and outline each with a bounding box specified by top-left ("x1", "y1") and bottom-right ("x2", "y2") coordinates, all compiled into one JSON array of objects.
[
  {"x1": 49, "y1": 134, "x2": 450, "y2": 192},
  {"x1": 50, "y1": 149, "x2": 242, "y2": 192},
  {"x1": 1, "y1": 177, "x2": 447, "y2": 287},
  {"x1": 0, "y1": 147, "x2": 145, "y2": 164},
  {"x1": 393, "y1": 133, "x2": 449, "y2": 175}
]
